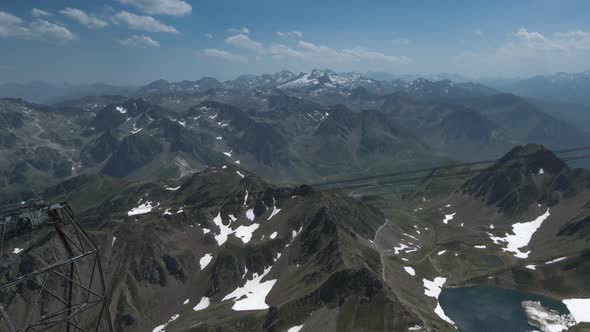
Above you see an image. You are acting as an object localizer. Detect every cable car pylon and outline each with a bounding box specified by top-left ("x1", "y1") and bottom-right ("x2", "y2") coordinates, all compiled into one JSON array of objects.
[{"x1": 0, "y1": 201, "x2": 113, "y2": 332}]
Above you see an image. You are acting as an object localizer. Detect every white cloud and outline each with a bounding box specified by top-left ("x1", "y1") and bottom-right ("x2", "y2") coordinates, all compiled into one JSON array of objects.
[
  {"x1": 271, "y1": 40, "x2": 413, "y2": 67},
  {"x1": 474, "y1": 28, "x2": 484, "y2": 37},
  {"x1": 455, "y1": 27, "x2": 590, "y2": 76},
  {"x1": 227, "y1": 27, "x2": 249, "y2": 35},
  {"x1": 342, "y1": 47, "x2": 414, "y2": 64},
  {"x1": 204, "y1": 33, "x2": 213, "y2": 39},
  {"x1": 0, "y1": 11, "x2": 76, "y2": 43},
  {"x1": 0, "y1": 11, "x2": 29, "y2": 37},
  {"x1": 29, "y1": 19, "x2": 77, "y2": 43},
  {"x1": 113, "y1": 11, "x2": 178, "y2": 33},
  {"x1": 270, "y1": 44, "x2": 305, "y2": 59},
  {"x1": 60, "y1": 8, "x2": 108, "y2": 29},
  {"x1": 225, "y1": 34, "x2": 264, "y2": 54},
  {"x1": 31, "y1": 8, "x2": 52, "y2": 18},
  {"x1": 199, "y1": 48, "x2": 247, "y2": 63},
  {"x1": 119, "y1": 34, "x2": 160, "y2": 48},
  {"x1": 276, "y1": 30, "x2": 303, "y2": 38},
  {"x1": 116, "y1": 0, "x2": 192, "y2": 16}
]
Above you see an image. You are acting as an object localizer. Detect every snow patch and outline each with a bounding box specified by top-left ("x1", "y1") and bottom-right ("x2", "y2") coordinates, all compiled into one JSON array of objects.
[
  {"x1": 403, "y1": 266, "x2": 416, "y2": 276},
  {"x1": 423, "y1": 277, "x2": 455, "y2": 326},
  {"x1": 236, "y1": 171, "x2": 245, "y2": 178},
  {"x1": 111, "y1": 237, "x2": 117, "y2": 247},
  {"x1": 270, "y1": 232, "x2": 277, "y2": 239},
  {"x1": 152, "y1": 313, "x2": 179, "y2": 332},
  {"x1": 199, "y1": 253, "x2": 213, "y2": 270},
  {"x1": 212, "y1": 212, "x2": 233, "y2": 245},
  {"x1": 287, "y1": 325, "x2": 304, "y2": 332},
  {"x1": 193, "y1": 297, "x2": 210, "y2": 312},
  {"x1": 489, "y1": 209, "x2": 550, "y2": 258},
  {"x1": 442, "y1": 213, "x2": 456, "y2": 224},
  {"x1": 128, "y1": 201, "x2": 158, "y2": 216},
  {"x1": 115, "y1": 106, "x2": 127, "y2": 114},
  {"x1": 12, "y1": 248, "x2": 23, "y2": 254},
  {"x1": 562, "y1": 298, "x2": 590, "y2": 323},
  {"x1": 234, "y1": 224, "x2": 260, "y2": 244},
  {"x1": 474, "y1": 245, "x2": 487, "y2": 249},
  {"x1": 222, "y1": 265, "x2": 277, "y2": 311},
  {"x1": 267, "y1": 202, "x2": 281, "y2": 220},
  {"x1": 246, "y1": 209, "x2": 255, "y2": 221},
  {"x1": 165, "y1": 186, "x2": 181, "y2": 191}
]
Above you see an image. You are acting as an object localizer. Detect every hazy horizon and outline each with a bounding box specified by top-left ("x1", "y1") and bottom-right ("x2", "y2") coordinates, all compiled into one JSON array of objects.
[
  {"x1": 2, "y1": 0, "x2": 590, "y2": 84},
  {"x1": 1, "y1": 68, "x2": 590, "y2": 87}
]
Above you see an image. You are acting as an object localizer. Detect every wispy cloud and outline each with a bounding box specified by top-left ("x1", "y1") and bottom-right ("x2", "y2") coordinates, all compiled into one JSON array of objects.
[
  {"x1": 60, "y1": 8, "x2": 108, "y2": 29},
  {"x1": 0, "y1": 11, "x2": 76, "y2": 43},
  {"x1": 119, "y1": 34, "x2": 160, "y2": 48},
  {"x1": 227, "y1": 27, "x2": 249, "y2": 35},
  {"x1": 456, "y1": 27, "x2": 590, "y2": 75},
  {"x1": 204, "y1": 33, "x2": 213, "y2": 39},
  {"x1": 271, "y1": 40, "x2": 413, "y2": 66},
  {"x1": 112, "y1": 11, "x2": 178, "y2": 33},
  {"x1": 224, "y1": 34, "x2": 264, "y2": 54},
  {"x1": 116, "y1": 0, "x2": 192, "y2": 16},
  {"x1": 199, "y1": 48, "x2": 247, "y2": 63},
  {"x1": 31, "y1": 8, "x2": 51, "y2": 18},
  {"x1": 276, "y1": 30, "x2": 303, "y2": 38}
]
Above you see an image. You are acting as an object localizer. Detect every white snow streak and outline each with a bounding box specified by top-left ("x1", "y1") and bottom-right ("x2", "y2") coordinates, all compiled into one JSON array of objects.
[{"x1": 199, "y1": 253, "x2": 213, "y2": 270}]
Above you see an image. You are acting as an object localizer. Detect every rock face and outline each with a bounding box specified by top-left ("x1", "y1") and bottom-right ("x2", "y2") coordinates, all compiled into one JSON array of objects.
[
  {"x1": 460, "y1": 144, "x2": 573, "y2": 213},
  {"x1": 1, "y1": 166, "x2": 420, "y2": 332}
]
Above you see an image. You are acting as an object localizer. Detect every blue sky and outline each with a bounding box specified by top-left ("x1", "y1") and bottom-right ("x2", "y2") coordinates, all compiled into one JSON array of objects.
[{"x1": 1, "y1": 0, "x2": 590, "y2": 84}]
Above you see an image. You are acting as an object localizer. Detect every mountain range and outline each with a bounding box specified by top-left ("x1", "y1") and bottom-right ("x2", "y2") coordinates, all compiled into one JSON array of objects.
[
  {"x1": 3, "y1": 145, "x2": 590, "y2": 331},
  {"x1": 2, "y1": 69, "x2": 590, "y2": 332}
]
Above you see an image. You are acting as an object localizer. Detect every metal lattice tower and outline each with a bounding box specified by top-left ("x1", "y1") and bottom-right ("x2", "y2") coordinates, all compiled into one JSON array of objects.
[{"x1": 0, "y1": 201, "x2": 113, "y2": 332}]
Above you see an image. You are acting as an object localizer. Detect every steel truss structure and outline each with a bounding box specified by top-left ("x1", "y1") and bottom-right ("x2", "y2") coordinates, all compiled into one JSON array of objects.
[{"x1": 0, "y1": 201, "x2": 113, "y2": 332}]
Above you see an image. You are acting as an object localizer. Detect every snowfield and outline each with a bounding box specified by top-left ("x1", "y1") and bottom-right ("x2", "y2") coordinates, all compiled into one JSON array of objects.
[
  {"x1": 128, "y1": 201, "x2": 158, "y2": 216},
  {"x1": 222, "y1": 265, "x2": 277, "y2": 311},
  {"x1": 423, "y1": 277, "x2": 455, "y2": 326},
  {"x1": 562, "y1": 298, "x2": 590, "y2": 323},
  {"x1": 489, "y1": 209, "x2": 550, "y2": 258}
]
